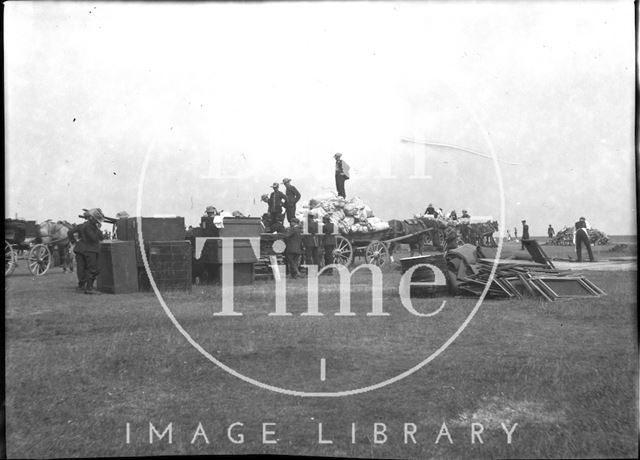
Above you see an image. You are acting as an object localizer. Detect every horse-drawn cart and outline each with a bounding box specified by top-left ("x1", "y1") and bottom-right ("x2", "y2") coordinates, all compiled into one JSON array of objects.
[
  {"x1": 5, "y1": 219, "x2": 72, "y2": 276},
  {"x1": 331, "y1": 225, "x2": 437, "y2": 268}
]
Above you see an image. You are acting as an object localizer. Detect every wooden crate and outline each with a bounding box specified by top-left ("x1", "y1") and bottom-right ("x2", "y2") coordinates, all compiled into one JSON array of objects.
[
  {"x1": 97, "y1": 241, "x2": 138, "y2": 294},
  {"x1": 139, "y1": 240, "x2": 191, "y2": 291}
]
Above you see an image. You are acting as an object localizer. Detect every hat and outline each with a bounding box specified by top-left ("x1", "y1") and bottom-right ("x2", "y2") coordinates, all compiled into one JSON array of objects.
[
  {"x1": 521, "y1": 219, "x2": 526, "y2": 223},
  {"x1": 334, "y1": 152, "x2": 342, "y2": 158},
  {"x1": 579, "y1": 216, "x2": 585, "y2": 220},
  {"x1": 462, "y1": 209, "x2": 467, "y2": 212},
  {"x1": 271, "y1": 182, "x2": 279, "y2": 188},
  {"x1": 205, "y1": 206, "x2": 217, "y2": 213},
  {"x1": 87, "y1": 208, "x2": 104, "y2": 222},
  {"x1": 428, "y1": 203, "x2": 433, "y2": 206},
  {"x1": 282, "y1": 177, "x2": 291, "y2": 183},
  {"x1": 115, "y1": 211, "x2": 129, "y2": 219}
]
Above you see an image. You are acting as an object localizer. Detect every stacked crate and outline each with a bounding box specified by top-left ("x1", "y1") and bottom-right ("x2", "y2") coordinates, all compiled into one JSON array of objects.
[
  {"x1": 144, "y1": 241, "x2": 192, "y2": 291},
  {"x1": 190, "y1": 217, "x2": 263, "y2": 285},
  {"x1": 114, "y1": 216, "x2": 188, "y2": 291}
]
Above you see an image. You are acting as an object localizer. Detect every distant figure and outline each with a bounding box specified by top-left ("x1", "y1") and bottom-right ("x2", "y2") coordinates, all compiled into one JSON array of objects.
[
  {"x1": 461, "y1": 209, "x2": 470, "y2": 219},
  {"x1": 448, "y1": 210, "x2": 458, "y2": 220},
  {"x1": 574, "y1": 216, "x2": 594, "y2": 262},
  {"x1": 506, "y1": 229, "x2": 512, "y2": 241},
  {"x1": 283, "y1": 178, "x2": 301, "y2": 224},
  {"x1": 514, "y1": 227, "x2": 518, "y2": 240},
  {"x1": 284, "y1": 218, "x2": 303, "y2": 278},
  {"x1": 460, "y1": 209, "x2": 471, "y2": 242},
  {"x1": 521, "y1": 220, "x2": 529, "y2": 250},
  {"x1": 548, "y1": 224, "x2": 555, "y2": 239},
  {"x1": 334, "y1": 152, "x2": 350, "y2": 198}
]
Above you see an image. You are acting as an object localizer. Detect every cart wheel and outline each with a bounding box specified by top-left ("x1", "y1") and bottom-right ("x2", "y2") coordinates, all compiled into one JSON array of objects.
[
  {"x1": 365, "y1": 240, "x2": 390, "y2": 267},
  {"x1": 5, "y1": 241, "x2": 17, "y2": 276},
  {"x1": 28, "y1": 244, "x2": 51, "y2": 276},
  {"x1": 332, "y1": 236, "x2": 353, "y2": 267}
]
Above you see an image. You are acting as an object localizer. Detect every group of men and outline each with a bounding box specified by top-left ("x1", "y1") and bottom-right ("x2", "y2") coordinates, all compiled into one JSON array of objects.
[
  {"x1": 262, "y1": 178, "x2": 301, "y2": 232},
  {"x1": 281, "y1": 214, "x2": 338, "y2": 279},
  {"x1": 424, "y1": 203, "x2": 469, "y2": 221}
]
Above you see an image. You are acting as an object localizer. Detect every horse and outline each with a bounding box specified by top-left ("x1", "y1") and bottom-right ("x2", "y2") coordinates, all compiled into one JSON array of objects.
[
  {"x1": 37, "y1": 220, "x2": 75, "y2": 272},
  {"x1": 387, "y1": 217, "x2": 443, "y2": 258}
]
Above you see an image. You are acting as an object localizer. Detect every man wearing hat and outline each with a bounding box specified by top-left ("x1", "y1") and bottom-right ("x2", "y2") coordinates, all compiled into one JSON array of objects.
[
  {"x1": 204, "y1": 206, "x2": 219, "y2": 217},
  {"x1": 282, "y1": 178, "x2": 301, "y2": 224},
  {"x1": 521, "y1": 219, "x2": 530, "y2": 250},
  {"x1": 70, "y1": 208, "x2": 105, "y2": 294},
  {"x1": 334, "y1": 153, "x2": 350, "y2": 198},
  {"x1": 268, "y1": 182, "x2": 288, "y2": 228},
  {"x1": 284, "y1": 218, "x2": 303, "y2": 278},
  {"x1": 574, "y1": 216, "x2": 594, "y2": 262}
]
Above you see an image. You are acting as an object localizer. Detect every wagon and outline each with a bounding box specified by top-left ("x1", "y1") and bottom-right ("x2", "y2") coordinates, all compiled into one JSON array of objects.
[
  {"x1": 5, "y1": 219, "x2": 72, "y2": 276},
  {"x1": 331, "y1": 225, "x2": 438, "y2": 268}
]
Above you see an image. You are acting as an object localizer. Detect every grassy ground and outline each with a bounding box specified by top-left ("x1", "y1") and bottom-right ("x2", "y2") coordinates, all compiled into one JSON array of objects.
[{"x1": 4, "y1": 252, "x2": 638, "y2": 459}]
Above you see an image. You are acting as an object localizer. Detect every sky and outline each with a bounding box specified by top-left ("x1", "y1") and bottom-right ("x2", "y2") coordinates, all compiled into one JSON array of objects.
[{"x1": 5, "y1": 1, "x2": 637, "y2": 235}]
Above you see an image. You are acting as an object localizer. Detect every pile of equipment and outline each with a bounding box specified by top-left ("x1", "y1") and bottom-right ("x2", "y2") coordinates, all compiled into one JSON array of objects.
[
  {"x1": 306, "y1": 195, "x2": 389, "y2": 234},
  {"x1": 445, "y1": 242, "x2": 605, "y2": 301}
]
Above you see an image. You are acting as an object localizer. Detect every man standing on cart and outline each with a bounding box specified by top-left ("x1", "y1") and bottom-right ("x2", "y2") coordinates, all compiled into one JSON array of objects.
[
  {"x1": 70, "y1": 208, "x2": 105, "y2": 294},
  {"x1": 282, "y1": 178, "x2": 301, "y2": 224},
  {"x1": 334, "y1": 152, "x2": 350, "y2": 198}
]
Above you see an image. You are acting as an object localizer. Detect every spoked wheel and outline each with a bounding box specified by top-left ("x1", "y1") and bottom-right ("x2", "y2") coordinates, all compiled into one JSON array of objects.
[
  {"x1": 5, "y1": 241, "x2": 17, "y2": 276},
  {"x1": 365, "y1": 240, "x2": 390, "y2": 267},
  {"x1": 332, "y1": 236, "x2": 353, "y2": 267},
  {"x1": 27, "y1": 244, "x2": 52, "y2": 276}
]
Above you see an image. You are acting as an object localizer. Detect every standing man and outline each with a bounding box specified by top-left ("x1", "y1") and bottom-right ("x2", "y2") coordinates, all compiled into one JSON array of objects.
[
  {"x1": 70, "y1": 208, "x2": 105, "y2": 294},
  {"x1": 548, "y1": 224, "x2": 555, "y2": 239},
  {"x1": 302, "y1": 214, "x2": 321, "y2": 268},
  {"x1": 521, "y1": 219, "x2": 530, "y2": 250},
  {"x1": 284, "y1": 218, "x2": 303, "y2": 278},
  {"x1": 574, "y1": 216, "x2": 594, "y2": 262},
  {"x1": 334, "y1": 152, "x2": 350, "y2": 198},
  {"x1": 321, "y1": 215, "x2": 336, "y2": 275},
  {"x1": 268, "y1": 182, "x2": 287, "y2": 228},
  {"x1": 282, "y1": 178, "x2": 301, "y2": 224}
]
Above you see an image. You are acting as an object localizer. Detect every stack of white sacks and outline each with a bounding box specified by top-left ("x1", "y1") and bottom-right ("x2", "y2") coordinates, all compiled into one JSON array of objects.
[{"x1": 300, "y1": 194, "x2": 390, "y2": 235}]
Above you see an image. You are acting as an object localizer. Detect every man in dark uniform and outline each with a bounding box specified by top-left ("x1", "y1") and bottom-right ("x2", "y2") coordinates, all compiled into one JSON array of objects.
[
  {"x1": 521, "y1": 219, "x2": 530, "y2": 250},
  {"x1": 284, "y1": 218, "x2": 303, "y2": 278},
  {"x1": 268, "y1": 182, "x2": 287, "y2": 227},
  {"x1": 302, "y1": 214, "x2": 321, "y2": 268},
  {"x1": 282, "y1": 178, "x2": 301, "y2": 224},
  {"x1": 460, "y1": 209, "x2": 471, "y2": 243},
  {"x1": 321, "y1": 215, "x2": 336, "y2": 275},
  {"x1": 574, "y1": 217, "x2": 594, "y2": 262},
  {"x1": 70, "y1": 208, "x2": 105, "y2": 294},
  {"x1": 334, "y1": 152, "x2": 350, "y2": 198}
]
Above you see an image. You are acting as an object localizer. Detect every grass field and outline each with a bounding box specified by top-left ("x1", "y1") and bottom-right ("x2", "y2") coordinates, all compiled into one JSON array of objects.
[{"x1": 4, "y1": 247, "x2": 638, "y2": 459}]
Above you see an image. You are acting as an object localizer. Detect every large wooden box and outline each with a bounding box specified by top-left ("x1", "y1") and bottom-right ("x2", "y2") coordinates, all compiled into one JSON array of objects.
[
  {"x1": 200, "y1": 217, "x2": 263, "y2": 238},
  {"x1": 199, "y1": 238, "x2": 260, "y2": 264},
  {"x1": 399, "y1": 254, "x2": 449, "y2": 297},
  {"x1": 97, "y1": 240, "x2": 139, "y2": 294},
  {"x1": 139, "y1": 241, "x2": 192, "y2": 291},
  {"x1": 115, "y1": 217, "x2": 185, "y2": 266}
]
